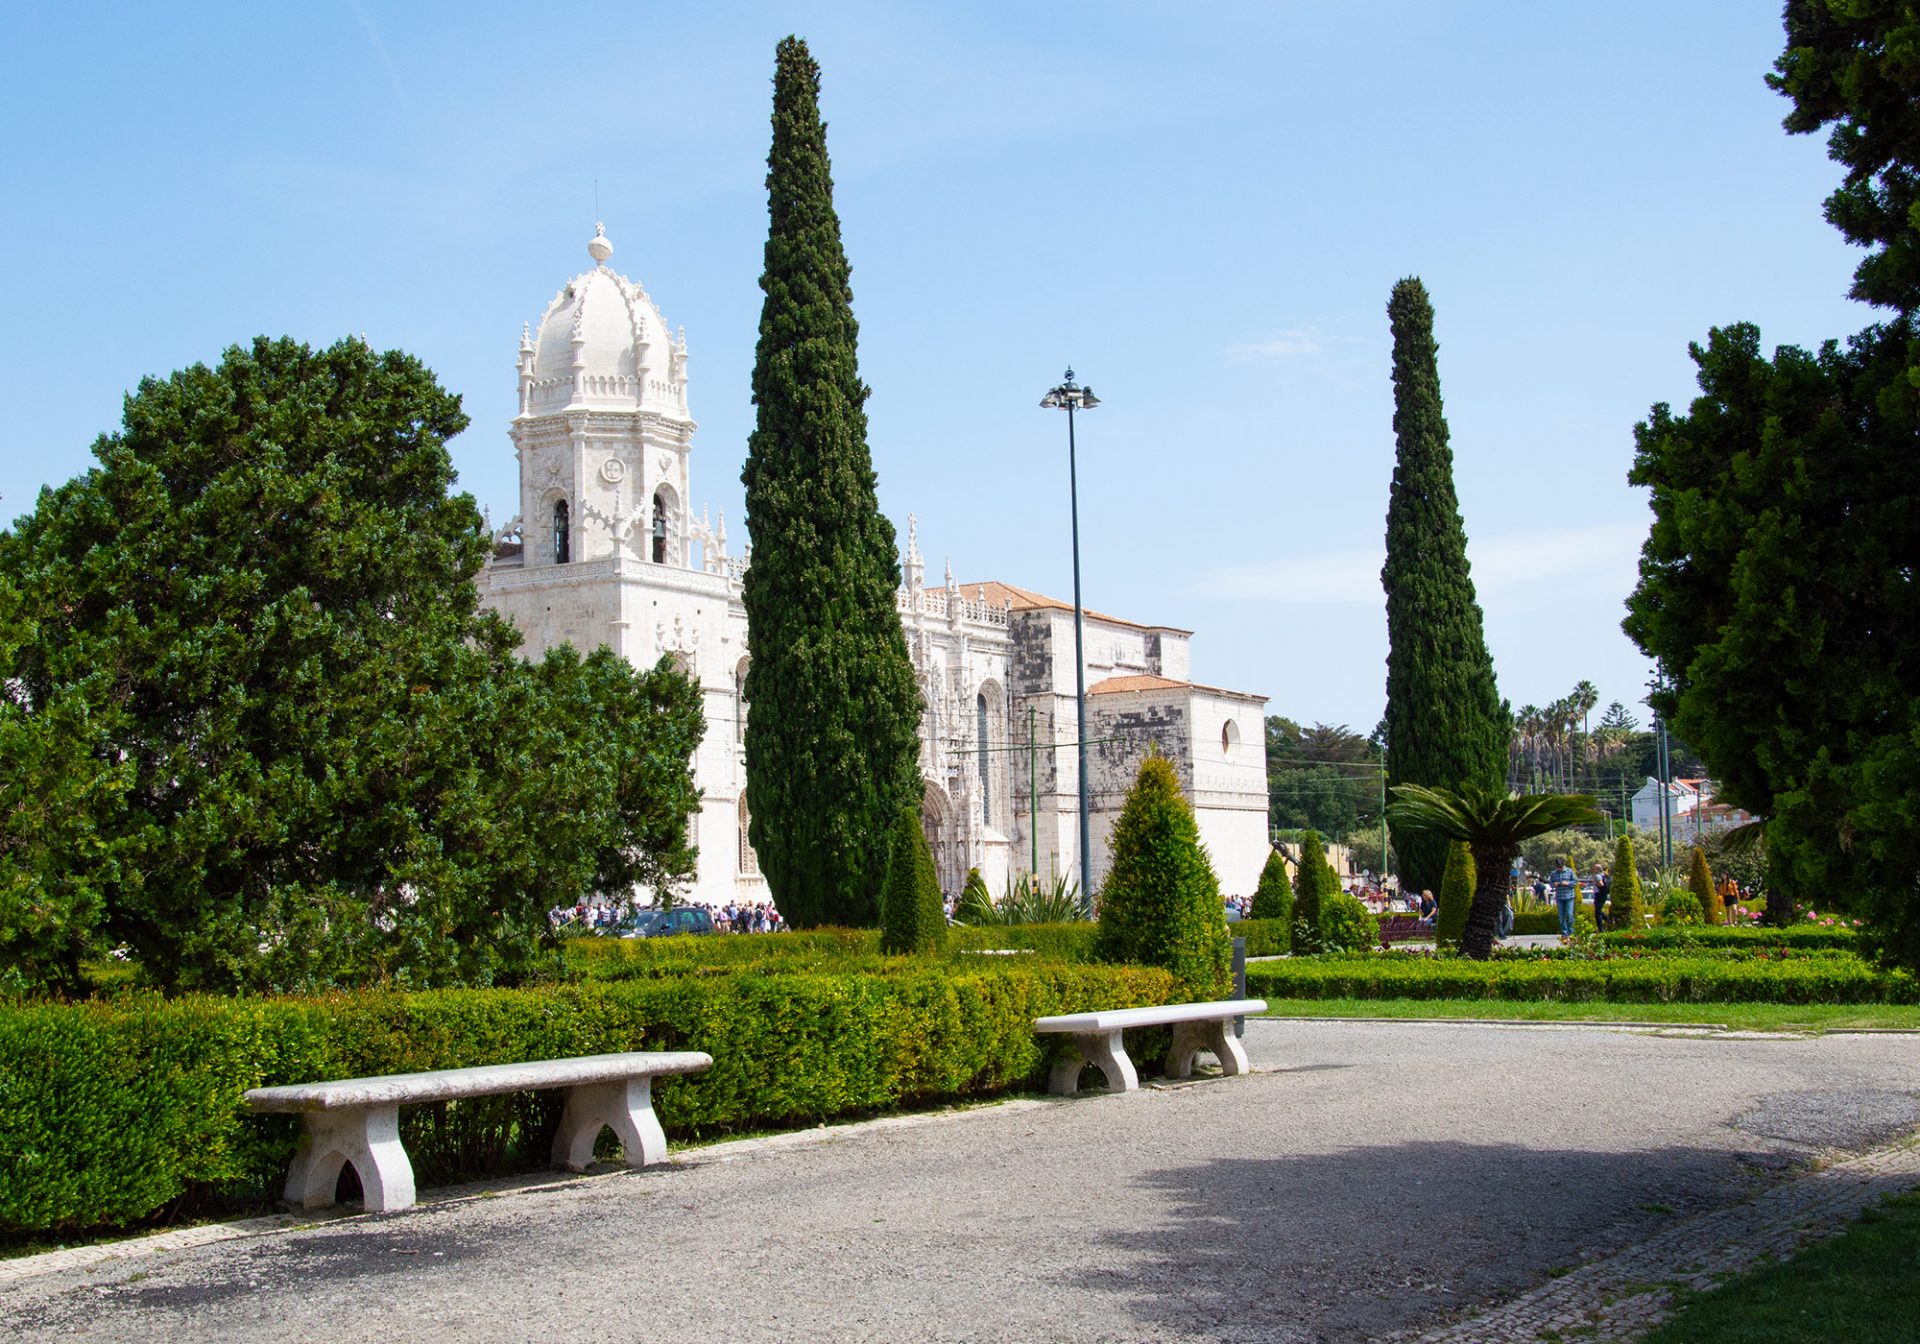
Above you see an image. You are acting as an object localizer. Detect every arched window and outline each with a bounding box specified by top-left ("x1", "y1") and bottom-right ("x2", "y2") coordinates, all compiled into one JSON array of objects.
[
  {"x1": 1222, "y1": 718, "x2": 1240, "y2": 757},
  {"x1": 652, "y1": 490, "x2": 670, "y2": 564},
  {"x1": 552, "y1": 499, "x2": 571, "y2": 564},
  {"x1": 977, "y1": 692, "x2": 991, "y2": 823},
  {"x1": 737, "y1": 794, "x2": 759, "y2": 876},
  {"x1": 734, "y1": 658, "x2": 750, "y2": 744}
]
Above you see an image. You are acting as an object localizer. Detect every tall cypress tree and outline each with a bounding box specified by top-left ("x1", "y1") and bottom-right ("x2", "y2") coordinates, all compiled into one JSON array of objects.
[
  {"x1": 741, "y1": 37, "x2": 922, "y2": 929},
  {"x1": 1381, "y1": 278, "x2": 1507, "y2": 897}
]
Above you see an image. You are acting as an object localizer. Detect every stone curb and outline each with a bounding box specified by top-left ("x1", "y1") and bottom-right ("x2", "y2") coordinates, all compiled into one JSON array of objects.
[{"x1": 1386, "y1": 1134, "x2": 1920, "y2": 1343}]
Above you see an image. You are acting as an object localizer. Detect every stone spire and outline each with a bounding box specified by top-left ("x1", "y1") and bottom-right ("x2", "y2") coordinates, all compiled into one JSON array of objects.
[{"x1": 903, "y1": 513, "x2": 924, "y2": 591}]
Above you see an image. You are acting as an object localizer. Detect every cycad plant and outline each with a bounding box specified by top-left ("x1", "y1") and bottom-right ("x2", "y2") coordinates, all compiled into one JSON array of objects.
[{"x1": 1386, "y1": 782, "x2": 1602, "y2": 958}]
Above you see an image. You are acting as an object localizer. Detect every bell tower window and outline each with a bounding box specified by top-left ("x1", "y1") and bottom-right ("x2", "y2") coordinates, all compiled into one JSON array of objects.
[
  {"x1": 553, "y1": 499, "x2": 571, "y2": 564},
  {"x1": 652, "y1": 490, "x2": 670, "y2": 564}
]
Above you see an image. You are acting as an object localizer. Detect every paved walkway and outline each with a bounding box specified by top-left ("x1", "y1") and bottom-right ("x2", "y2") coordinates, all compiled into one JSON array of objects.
[{"x1": 4, "y1": 1020, "x2": 1918, "y2": 1343}]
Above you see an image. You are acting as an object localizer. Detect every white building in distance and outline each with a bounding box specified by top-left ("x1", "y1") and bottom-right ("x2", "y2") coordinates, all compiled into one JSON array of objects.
[{"x1": 479, "y1": 228, "x2": 1269, "y2": 908}]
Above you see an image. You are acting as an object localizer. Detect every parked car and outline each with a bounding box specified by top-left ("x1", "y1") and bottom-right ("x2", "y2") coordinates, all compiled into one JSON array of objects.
[{"x1": 619, "y1": 906, "x2": 715, "y2": 938}]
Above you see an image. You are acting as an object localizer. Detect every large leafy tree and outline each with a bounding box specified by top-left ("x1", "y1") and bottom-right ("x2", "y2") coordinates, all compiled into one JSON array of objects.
[
  {"x1": 1265, "y1": 717, "x2": 1374, "y2": 838},
  {"x1": 1621, "y1": 1, "x2": 1920, "y2": 970},
  {"x1": 1380, "y1": 278, "x2": 1508, "y2": 897},
  {"x1": 1771, "y1": 0, "x2": 1920, "y2": 314},
  {"x1": 741, "y1": 36, "x2": 922, "y2": 929},
  {"x1": 1387, "y1": 783, "x2": 1601, "y2": 959},
  {"x1": 0, "y1": 336, "x2": 704, "y2": 993},
  {"x1": 1624, "y1": 319, "x2": 1918, "y2": 965}
]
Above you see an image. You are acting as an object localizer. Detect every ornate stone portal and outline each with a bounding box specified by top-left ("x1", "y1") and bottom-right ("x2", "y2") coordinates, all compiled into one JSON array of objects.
[{"x1": 479, "y1": 229, "x2": 1270, "y2": 908}]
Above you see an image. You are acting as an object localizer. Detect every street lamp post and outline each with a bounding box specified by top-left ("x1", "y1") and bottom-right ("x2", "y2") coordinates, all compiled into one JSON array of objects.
[{"x1": 1040, "y1": 368, "x2": 1099, "y2": 916}]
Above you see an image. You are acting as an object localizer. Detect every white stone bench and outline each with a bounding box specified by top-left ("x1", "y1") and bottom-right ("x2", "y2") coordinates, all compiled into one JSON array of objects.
[
  {"x1": 1033, "y1": 999, "x2": 1266, "y2": 1095},
  {"x1": 244, "y1": 1050, "x2": 712, "y2": 1214}
]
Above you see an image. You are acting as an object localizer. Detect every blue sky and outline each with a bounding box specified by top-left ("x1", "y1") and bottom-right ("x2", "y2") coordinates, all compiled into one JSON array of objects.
[{"x1": 0, "y1": 2, "x2": 1872, "y2": 733}]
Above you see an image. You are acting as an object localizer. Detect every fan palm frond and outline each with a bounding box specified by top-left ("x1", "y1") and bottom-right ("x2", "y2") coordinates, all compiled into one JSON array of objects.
[{"x1": 1387, "y1": 781, "x2": 1604, "y2": 847}]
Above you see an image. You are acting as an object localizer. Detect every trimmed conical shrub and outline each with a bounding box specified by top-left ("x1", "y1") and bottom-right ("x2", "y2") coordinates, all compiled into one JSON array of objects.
[
  {"x1": 1291, "y1": 830, "x2": 1339, "y2": 953},
  {"x1": 1436, "y1": 839, "x2": 1475, "y2": 950},
  {"x1": 1095, "y1": 755, "x2": 1231, "y2": 998},
  {"x1": 1688, "y1": 846, "x2": 1723, "y2": 925},
  {"x1": 1610, "y1": 835, "x2": 1646, "y2": 931},
  {"x1": 740, "y1": 36, "x2": 922, "y2": 928},
  {"x1": 1249, "y1": 848, "x2": 1295, "y2": 935},
  {"x1": 879, "y1": 806, "x2": 944, "y2": 955}
]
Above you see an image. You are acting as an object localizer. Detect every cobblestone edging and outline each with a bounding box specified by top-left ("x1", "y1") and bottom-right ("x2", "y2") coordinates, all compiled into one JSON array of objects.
[{"x1": 1392, "y1": 1136, "x2": 1920, "y2": 1343}]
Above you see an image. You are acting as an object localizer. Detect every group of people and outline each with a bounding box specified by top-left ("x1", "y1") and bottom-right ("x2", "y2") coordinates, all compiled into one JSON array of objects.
[
  {"x1": 713, "y1": 901, "x2": 786, "y2": 934},
  {"x1": 1406, "y1": 859, "x2": 1614, "y2": 942},
  {"x1": 546, "y1": 898, "x2": 789, "y2": 934}
]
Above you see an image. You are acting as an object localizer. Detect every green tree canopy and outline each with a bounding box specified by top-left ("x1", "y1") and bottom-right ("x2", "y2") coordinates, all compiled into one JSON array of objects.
[
  {"x1": 740, "y1": 36, "x2": 922, "y2": 930},
  {"x1": 1624, "y1": 6, "x2": 1920, "y2": 972},
  {"x1": 0, "y1": 336, "x2": 705, "y2": 993},
  {"x1": 1265, "y1": 717, "x2": 1376, "y2": 839},
  {"x1": 1381, "y1": 278, "x2": 1507, "y2": 898},
  {"x1": 1771, "y1": 0, "x2": 1920, "y2": 313},
  {"x1": 1623, "y1": 320, "x2": 1918, "y2": 965}
]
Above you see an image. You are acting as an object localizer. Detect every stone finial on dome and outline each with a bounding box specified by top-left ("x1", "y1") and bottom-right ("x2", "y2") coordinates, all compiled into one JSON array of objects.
[{"x1": 588, "y1": 222, "x2": 613, "y2": 265}]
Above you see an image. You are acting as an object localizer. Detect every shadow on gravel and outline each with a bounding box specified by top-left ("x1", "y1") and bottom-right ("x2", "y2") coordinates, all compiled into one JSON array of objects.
[{"x1": 1060, "y1": 1138, "x2": 1779, "y2": 1344}]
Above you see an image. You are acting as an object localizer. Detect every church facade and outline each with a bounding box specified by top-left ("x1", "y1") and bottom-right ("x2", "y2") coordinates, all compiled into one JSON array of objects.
[{"x1": 479, "y1": 229, "x2": 1270, "y2": 908}]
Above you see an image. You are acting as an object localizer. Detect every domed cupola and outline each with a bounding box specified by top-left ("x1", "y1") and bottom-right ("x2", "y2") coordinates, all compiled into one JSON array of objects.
[{"x1": 517, "y1": 224, "x2": 690, "y2": 418}]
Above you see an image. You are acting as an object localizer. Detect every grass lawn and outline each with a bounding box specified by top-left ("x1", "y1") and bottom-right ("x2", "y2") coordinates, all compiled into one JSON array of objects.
[
  {"x1": 1256, "y1": 997, "x2": 1920, "y2": 1032},
  {"x1": 1639, "y1": 1191, "x2": 1920, "y2": 1343}
]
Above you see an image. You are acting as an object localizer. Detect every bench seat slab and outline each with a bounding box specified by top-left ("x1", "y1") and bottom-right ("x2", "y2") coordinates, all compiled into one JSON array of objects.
[
  {"x1": 1166, "y1": 1019, "x2": 1251, "y2": 1080},
  {"x1": 552, "y1": 1076, "x2": 667, "y2": 1172},
  {"x1": 284, "y1": 1103, "x2": 415, "y2": 1214},
  {"x1": 1046, "y1": 1029, "x2": 1140, "y2": 1096}
]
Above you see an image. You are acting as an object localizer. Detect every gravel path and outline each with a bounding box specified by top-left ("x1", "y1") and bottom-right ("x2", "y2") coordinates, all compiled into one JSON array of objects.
[{"x1": 5, "y1": 1019, "x2": 1918, "y2": 1343}]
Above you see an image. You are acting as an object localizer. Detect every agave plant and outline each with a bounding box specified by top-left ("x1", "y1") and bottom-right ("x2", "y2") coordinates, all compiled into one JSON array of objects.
[
  {"x1": 1386, "y1": 782, "x2": 1603, "y2": 958},
  {"x1": 952, "y1": 873, "x2": 1087, "y2": 925}
]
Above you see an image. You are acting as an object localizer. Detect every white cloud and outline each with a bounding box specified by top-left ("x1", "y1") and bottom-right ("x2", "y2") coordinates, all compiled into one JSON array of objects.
[
  {"x1": 1227, "y1": 328, "x2": 1327, "y2": 362},
  {"x1": 1196, "y1": 521, "x2": 1647, "y2": 606}
]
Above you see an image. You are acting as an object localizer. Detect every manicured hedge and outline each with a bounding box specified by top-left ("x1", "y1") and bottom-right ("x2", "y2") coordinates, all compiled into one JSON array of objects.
[
  {"x1": 559, "y1": 924, "x2": 1104, "y2": 980},
  {"x1": 1601, "y1": 926, "x2": 1858, "y2": 953},
  {"x1": 1245, "y1": 953, "x2": 1918, "y2": 1006},
  {"x1": 0, "y1": 962, "x2": 1176, "y2": 1240},
  {"x1": 1235, "y1": 918, "x2": 1288, "y2": 957}
]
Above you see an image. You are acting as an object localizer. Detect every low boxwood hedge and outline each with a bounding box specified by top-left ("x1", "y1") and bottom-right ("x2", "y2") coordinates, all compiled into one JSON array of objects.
[
  {"x1": 1245, "y1": 953, "x2": 1917, "y2": 1006},
  {"x1": 0, "y1": 961, "x2": 1176, "y2": 1241},
  {"x1": 1601, "y1": 926, "x2": 1858, "y2": 953},
  {"x1": 559, "y1": 923, "x2": 1106, "y2": 981}
]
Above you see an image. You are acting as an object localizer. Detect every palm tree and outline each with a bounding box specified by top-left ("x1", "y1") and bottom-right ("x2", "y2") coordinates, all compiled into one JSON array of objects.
[{"x1": 1386, "y1": 782, "x2": 1603, "y2": 958}]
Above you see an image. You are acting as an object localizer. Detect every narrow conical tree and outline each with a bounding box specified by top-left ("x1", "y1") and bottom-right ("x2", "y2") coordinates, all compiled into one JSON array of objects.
[
  {"x1": 740, "y1": 37, "x2": 922, "y2": 928},
  {"x1": 1436, "y1": 839, "x2": 1475, "y2": 950},
  {"x1": 1249, "y1": 848, "x2": 1295, "y2": 930},
  {"x1": 879, "y1": 806, "x2": 945, "y2": 955},
  {"x1": 1610, "y1": 835, "x2": 1646, "y2": 932},
  {"x1": 1095, "y1": 755, "x2": 1231, "y2": 998},
  {"x1": 1381, "y1": 278, "x2": 1508, "y2": 898}
]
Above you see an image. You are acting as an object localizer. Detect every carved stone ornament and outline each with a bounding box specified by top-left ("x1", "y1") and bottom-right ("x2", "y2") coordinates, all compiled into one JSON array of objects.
[{"x1": 600, "y1": 457, "x2": 627, "y2": 484}]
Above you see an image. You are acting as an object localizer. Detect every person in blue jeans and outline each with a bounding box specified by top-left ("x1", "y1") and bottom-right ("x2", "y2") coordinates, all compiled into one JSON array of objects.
[{"x1": 1550, "y1": 858, "x2": 1580, "y2": 938}]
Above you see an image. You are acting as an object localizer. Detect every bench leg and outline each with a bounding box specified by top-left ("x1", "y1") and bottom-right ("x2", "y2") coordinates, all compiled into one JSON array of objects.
[
  {"x1": 552, "y1": 1076, "x2": 667, "y2": 1172},
  {"x1": 284, "y1": 1104, "x2": 415, "y2": 1214},
  {"x1": 1166, "y1": 1020, "x2": 1252, "y2": 1080},
  {"x1": 1047, "y1": 1029, "x2": 1138, "y2": 1096}
]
